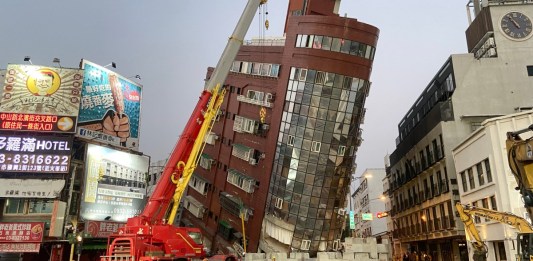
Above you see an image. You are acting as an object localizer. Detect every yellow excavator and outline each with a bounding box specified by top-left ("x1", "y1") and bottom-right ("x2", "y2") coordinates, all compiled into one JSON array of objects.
[
  {"x1": 506, "y1": 124, "x2": 533, "y2": 261},
  {"x1": 455, "y1": 124, "x2": 533, "y2": 261},
  {"x1": 455, "y1": 203, "x2": 533, "y2": 261}
]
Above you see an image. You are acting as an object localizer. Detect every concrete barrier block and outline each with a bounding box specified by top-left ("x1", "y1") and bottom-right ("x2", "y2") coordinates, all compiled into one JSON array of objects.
[
  {"x1": 354, "y1": 253, "x2": 370, "y2": 261},
  {"x1": 377, "y1": 244, "x2": 389, "y2": 253},
  {"x1": 289, "y1": 252, "x2": 310, "y2": 260}
]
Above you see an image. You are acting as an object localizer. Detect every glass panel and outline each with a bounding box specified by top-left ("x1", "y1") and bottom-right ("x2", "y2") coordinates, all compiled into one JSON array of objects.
[
  {"x1": 321, "y1": 36, "x2": 331, "y2": 50},
  {"x1": 313, "y1": 36, "x2": 323, "y2": 49},
  {"x1": 331, "y1": 38, "x2": 341, "y2": 52},
  {"x1": 349, "y1": 41, "x2": 360, "y2": 55},
  {"x1": 296, "y1": 35, "x2": 304, "y2": 47},
  {"x1": 340, "y1": 39, "x2": 351, "y2": 54}
]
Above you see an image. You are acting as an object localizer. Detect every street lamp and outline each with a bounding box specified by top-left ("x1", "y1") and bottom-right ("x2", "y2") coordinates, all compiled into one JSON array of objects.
[
  {"x1": 76, "y1": 233, "x2": 83, "y2": 261},
  {"x1": 421, "y1": 213, "x2": 429, "y2": 253}
]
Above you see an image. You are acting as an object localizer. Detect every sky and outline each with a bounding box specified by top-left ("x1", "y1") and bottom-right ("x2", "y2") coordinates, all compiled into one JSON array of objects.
[{"x1": 0, "y1": 1, "x2": 469, "y2": 186}]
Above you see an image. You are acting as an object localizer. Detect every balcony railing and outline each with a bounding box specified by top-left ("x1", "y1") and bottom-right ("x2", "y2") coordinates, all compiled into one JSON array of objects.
[{"x1": 237, "y1": 95, "x2": 273, "y2": 108}]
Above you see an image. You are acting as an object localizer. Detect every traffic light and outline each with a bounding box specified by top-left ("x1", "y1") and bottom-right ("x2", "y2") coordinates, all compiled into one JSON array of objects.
[{"x1": 376, "y1": 212, "x2": 389, "y2": 218}]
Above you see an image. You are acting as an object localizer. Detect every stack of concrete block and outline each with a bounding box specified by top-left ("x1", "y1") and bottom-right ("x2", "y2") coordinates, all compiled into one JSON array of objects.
[{"x1": 242, "y1": 237, "x2": 390, "y2": 261}]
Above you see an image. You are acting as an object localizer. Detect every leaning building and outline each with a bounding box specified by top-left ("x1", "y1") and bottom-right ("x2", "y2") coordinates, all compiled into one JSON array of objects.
[{"x1": 181, "y1": 0, "x2": 379, "y2": 256}]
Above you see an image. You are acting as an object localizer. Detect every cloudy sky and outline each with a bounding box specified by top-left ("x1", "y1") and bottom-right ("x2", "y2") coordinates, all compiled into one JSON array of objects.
[{"x1": 0, "y1": 1, "x2": 469, "y2": 184}]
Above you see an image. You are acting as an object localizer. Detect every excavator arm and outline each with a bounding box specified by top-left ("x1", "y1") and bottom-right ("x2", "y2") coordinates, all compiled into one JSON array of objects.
[
  {"x1": 455, "y1": 203, "x2": 489, "y2": 261},
  {"x1": 456, "y1": 203, "x2": 533, "y2": 261},
  {"x1": 506, "y1": 124, "x2": 533, "y2": 218}
]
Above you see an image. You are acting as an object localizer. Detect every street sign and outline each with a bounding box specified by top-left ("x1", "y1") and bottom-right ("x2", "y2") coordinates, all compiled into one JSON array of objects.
[{"x1": 362, "y1": 213, "x2": 373, "y2": 221}]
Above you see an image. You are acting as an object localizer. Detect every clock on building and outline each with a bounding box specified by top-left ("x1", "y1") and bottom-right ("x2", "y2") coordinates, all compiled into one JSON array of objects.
[{"x1": 500, "y1": 11, "x2": 533, "y2": 40}]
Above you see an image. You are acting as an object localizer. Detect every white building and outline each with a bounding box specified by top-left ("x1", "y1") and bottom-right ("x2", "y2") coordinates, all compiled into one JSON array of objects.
[
  {"x1": 352, "y1": 168, "x2": 387, "y2": 238},
  {"x1": 453, "y1": 111, "x2": 532, "y2": 261}
]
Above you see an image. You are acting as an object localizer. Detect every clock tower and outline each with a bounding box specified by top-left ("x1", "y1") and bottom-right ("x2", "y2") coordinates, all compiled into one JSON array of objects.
[{"x1": 465, "y1": 1, "x2": 533, "y2": 59}]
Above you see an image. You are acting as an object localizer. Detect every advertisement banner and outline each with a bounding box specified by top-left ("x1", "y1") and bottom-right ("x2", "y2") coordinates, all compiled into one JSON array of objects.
[
  {"x1": 0, "y1": 179, "x2": 65, "y2": 198},
  {"x1": 0, "y1": 222, "x2": 44, "y2": 243},
  {"x1": 80, "y1": 144, "x2": 149, "y2": 222},
  {"x1": 78, "y1": 60, "x2": 141, "y2": 150},
  {"x1": 0, "y1": 133, "x2": 73, "y2": 173},
  {"x1": 0, "y1": 243, "x2": 40, "y2": 253},
  {"x1": 0, "y1": 112, "x2": 76, "y2": 132},
  {"x1": 0, "y1": 64, "x2": 83, "y2": 133},
  {"x1": 86, "y1": 220, "x2": 125, "y2": 238}
]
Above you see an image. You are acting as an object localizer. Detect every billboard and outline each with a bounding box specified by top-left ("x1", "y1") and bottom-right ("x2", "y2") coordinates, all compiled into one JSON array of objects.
[
  {"x1": 80, "y1": 144, "x2": 149, "y2": 222},
  {"x1": 0, "y1": 133, "x2": 73, "y2": 173},
  {"x1": 0, "y1": 65, "x2": 83, "y2": 133},
  {"x1": 0, "y1": 179, "x2": 65, "y2": 198},
  {"x1": 78, "y1": 60, "x2": 141, "y2": 150}
]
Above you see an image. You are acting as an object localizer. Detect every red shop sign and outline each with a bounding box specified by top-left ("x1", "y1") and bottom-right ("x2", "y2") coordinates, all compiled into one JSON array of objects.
[{"x1": 0, "y1": 222, "x2": 44, "y2": 243}]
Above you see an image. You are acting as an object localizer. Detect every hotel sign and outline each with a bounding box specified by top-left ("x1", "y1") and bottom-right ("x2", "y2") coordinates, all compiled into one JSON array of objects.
[{"x1": 0, "y1": 134, "x2": 73, "y2": 173}]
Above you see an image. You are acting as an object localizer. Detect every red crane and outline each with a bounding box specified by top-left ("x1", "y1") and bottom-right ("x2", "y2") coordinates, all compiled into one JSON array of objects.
[{"x1": 101, "y1": 1, "x2": 267, "y2": 260}]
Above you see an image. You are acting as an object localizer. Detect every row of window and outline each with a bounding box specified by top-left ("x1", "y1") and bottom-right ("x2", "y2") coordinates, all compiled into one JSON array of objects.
[
  {"x1": 392, "y1": 167, "x2": 450, "y2": 214},
  {"x1": 459, "y1": 158, "x2": 493, "y2": 193},
  {"x1": 395, "y1": 200, "x2": 456, "y2": 239},
  {"x1": 290, "y1": 67, "x2": 370, "y2": 94},
  {"x1": 230, "y1": 60, "x2": 280, "y2": 77},
  {"x1": 4, "y1": 198, "x2": 54, "y2": 215},
  {"x1": 470, "y1": 195, "x2": 498, "y2": 223},
  {"x1": 390, "y1": 135, "x2": 445, "y2": 191},
  {"x1": 295, "y1": 34, "x2": 376, "y2": 61}
]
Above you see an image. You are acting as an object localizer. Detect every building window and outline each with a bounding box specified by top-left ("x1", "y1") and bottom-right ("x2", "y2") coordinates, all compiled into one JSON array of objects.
[
  {"x1": 311, "y1": 141, "x2": 321, "y2": 152},
  {"x1": 482, "y1": 198, "x2": 490, "y2": 221},
  {"x1": 4, "y1": 198, "x2": 25, "y2": 214},
  {"x1": 484, "y1": 159, "x2": 493, "y2": 183},
  {"x1": 468, "y1": 168, "x2": 476, "y2": 190},
  {"x1": 301, "y1": 240, "x2": 311, "y2": 250},
  {"x1": 495, "y1": 241, "x2": 507, "y2": 261},
  {"x1": 460, "y1": 171, "x2": 468, "y2": 192},
  {"x1": 4, "y1": 199, "x2": 54, "y2": 215},
  {"x1": 490, "y1": 196, "x2": 497, "y2": 211},
  {"x1": 472, "y1": 201, "x2": 481, "y2": 223},
  {"x1": 476, "y1": 163, "x2": 485, "y2": 186},
  {"x1": 338, "y1": 145, "x2": 346, "y2": 156},
  {"x1": 288, "y1": 135, "x2": 295, "y2": 146},
  {"x1": 527, "y1": 65, "x2": 533, "y2": 76}
]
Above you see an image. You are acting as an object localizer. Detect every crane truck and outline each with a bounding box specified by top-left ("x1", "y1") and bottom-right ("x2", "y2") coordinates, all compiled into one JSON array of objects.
[
  {"x1": 455, "y1": 124, "x2": 533, "y2": 261},
  {"x1": 100, "y1": 1, "x2": 267, "y2": 260}
]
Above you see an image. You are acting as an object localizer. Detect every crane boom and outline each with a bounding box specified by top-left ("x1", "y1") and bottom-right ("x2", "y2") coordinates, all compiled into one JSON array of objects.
[
  {"x1": 141, "y1": 0, "x2": 266, "y2": 224},
  {"x1": 102, "y1": 1, "x2": 267, "y2": 260}
]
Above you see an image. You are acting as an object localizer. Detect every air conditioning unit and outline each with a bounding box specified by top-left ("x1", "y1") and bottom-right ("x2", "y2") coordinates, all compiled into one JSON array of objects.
[
  {"x1": 487, "y1": 37, "x2": 495, "y2": 47},
  {"x1": 275, "y1": 197, "x2": 283, "y2": 209},
  {"x1": 249, "y1": 158, "x2": 258, "y2": 165},
  {"x1": 262, "y1": 124, "x2": 270, "y2": 130},
  {"x1": 337, "y1": 208, "x2": 346, "y2": 216},
  {"x1": 487, "y1": 48, "x2": 497, "y2": 58}
]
